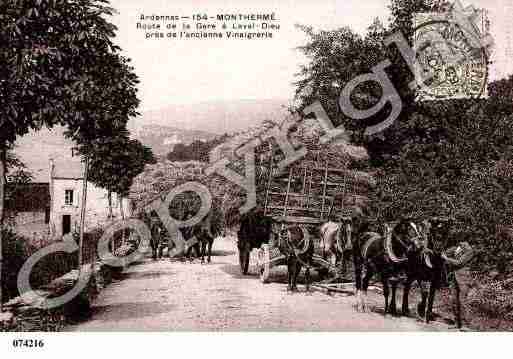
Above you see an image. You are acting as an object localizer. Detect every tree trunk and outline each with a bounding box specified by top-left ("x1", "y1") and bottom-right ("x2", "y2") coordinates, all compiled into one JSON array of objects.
[
  {"x1": 108, "y1": 191, "x2": 113, "y2": 221},
  {"x1": 119, "y1": 195, "x2": 125, "y2": 245},
  {"x1": 78, "y1": 156, "x2": 89, "y2": 274},
  {"x1": 108, "y1": 190, "x2": 115, "y2": 254},
  {"x1": 0, "y1": 147, "x2": 6, "y2": 312}
]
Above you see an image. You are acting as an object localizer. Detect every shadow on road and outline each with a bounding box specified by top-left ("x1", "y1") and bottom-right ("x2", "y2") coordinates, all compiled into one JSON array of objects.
[
  {"x1": 116, "y1": 270, "x2": 176, "y2": 281},
  {"x1": 219, "y1": 264, "x2": 320, "y2": 285},
  {"x1": 138, "y1": 248, "x2": 235, "y2": 262},
  {"x1": 127, "y1": 260, "x2": 148, "y2": 267},
  {"x1": 90, "y1": 301, "x2": 177, "y2": 322},
  {"x1": 220, "y1": 264, "x2": 326, "y2": 284},
  {"x1": 219, "y1": 264, "x2": 260, "y2": 280},
  {"x1": 210, "y1": 249, "x2": 236, "y2": 256}
]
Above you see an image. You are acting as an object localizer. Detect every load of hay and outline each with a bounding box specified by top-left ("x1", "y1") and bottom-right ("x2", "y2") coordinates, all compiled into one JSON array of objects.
[
  {"x1": 250, "y1": 117, "x2": 375, "y2": 220},
  {"x1": 129, "y1": 160, "x2": 229, "y2": 239}
]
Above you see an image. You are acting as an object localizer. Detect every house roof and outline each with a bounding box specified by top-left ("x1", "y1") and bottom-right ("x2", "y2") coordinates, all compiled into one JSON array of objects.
[{"x1": 52, "y1": 158, "x2": 84, "y2": 179}]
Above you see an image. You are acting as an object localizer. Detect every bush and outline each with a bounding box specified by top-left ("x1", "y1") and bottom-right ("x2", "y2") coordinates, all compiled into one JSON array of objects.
[
  {"x1": 29, "y1": 228, "x2": 104, "y2": 290},
  {"x1": 1, "y1": 229, "x2": 28, "y2": 303},
  {"x1": 467, "y1": 278, "x2": 513, "y2": 322},
  {"x1": 2, "y1": 227, "x2": 104, "y2": 304}
]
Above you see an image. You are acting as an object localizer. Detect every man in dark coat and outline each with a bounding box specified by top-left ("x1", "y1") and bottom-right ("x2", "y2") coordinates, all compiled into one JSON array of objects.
[{"x1": 237, "y1": 205, "x2": 272, "y2": 251}]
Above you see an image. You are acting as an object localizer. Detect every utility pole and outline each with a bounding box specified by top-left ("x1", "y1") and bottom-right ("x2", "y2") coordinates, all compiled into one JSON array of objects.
[{"x1": 78, "y1": 156, "x2": 89, "y2": 274}]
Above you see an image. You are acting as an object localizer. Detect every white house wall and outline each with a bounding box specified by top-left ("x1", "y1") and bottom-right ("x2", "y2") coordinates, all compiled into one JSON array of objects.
[{"x1": 50, "y1": 178, "x2": 130, "y2": 236}]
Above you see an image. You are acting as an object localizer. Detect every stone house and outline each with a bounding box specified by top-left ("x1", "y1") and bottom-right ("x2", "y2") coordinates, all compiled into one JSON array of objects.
[
  {"x1": 48, "y1": 157, "x2": 129, "y2": 237},
  {"x1": 12, "y1": 128, "x2": 130, "y2": 239}
]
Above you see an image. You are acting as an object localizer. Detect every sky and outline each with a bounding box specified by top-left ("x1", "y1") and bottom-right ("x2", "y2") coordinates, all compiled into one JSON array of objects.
[{"x1": 108, "y1": 0, "x2": 513, "y2": 111}]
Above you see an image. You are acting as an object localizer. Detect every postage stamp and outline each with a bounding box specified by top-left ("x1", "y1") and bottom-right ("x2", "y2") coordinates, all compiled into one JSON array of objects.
[{"x1": 413, "y1": 10, "x2": 490, "y2": 101}]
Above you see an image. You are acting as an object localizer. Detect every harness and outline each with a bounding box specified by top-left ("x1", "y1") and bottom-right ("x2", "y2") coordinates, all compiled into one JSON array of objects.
[
  {"x1": 384, "y1": 221, "x2": 425, "y2": 263},
  {"x1": 337, "y1": 221, "x2": 353, "y2": 253},
  {"x1": 150, "y1": 222, "x2": 161, "y2": 243},
  {"x1": 361, "y1": 232, "x2": 381, "y2": 260},
  {"x1": 282, "y1": 226, "x2": 313, "y2": 270},
  {"x1": 422, "y1": 248, "x2": 434, "y2": 269}
]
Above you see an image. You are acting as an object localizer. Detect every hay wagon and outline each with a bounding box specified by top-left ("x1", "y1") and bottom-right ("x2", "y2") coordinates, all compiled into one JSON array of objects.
[{"x1": 253, "y1": 151, "x2": 375, "y2": 283}]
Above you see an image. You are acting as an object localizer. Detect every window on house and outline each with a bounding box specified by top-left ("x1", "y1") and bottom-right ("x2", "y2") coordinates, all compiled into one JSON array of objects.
[{"x1": 65, "y1": 189, "x2": 74, "y2": 205}]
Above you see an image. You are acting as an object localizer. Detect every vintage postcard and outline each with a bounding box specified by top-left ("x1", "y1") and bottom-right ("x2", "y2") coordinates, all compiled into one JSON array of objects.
[{"x1": 1, "y1": 0, "x2": 513, "y2": 353}]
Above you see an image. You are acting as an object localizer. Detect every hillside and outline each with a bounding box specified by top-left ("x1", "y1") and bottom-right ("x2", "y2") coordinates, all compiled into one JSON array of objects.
[
  {"x1": 129, "y1": 98, "x2": 291, "y2": 135},
  {"x1": 129, "y1": 124, "x2": 217, "y2": 156}
]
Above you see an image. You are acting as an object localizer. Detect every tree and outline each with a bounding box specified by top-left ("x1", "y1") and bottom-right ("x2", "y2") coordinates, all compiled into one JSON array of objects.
[
  {"x1": 166, "y1": 134, "x2": 230, "y2": 162},
  {"x1": 87, "y1": 135, "x2": 155, "y2": 208},
  {"x1": 0, "y1": 0, "x2": 125, "y2": 308},
  {"x1": 87, "y1": 135, "x2": 153, "y2": 204},
  {"x1": 66, "y1": 50, "x2": 142, "y2": 268},
  {"x1": 5, "y1": 149, "x2": 32, "y2": 184},
  {"x1": 293, "y1": 24, "x2": 387, "y2": 137},
  {"x1": 83, "y1": 134, "x2": 154, "y2": 247},
  {"x1": 116, "y1": 139, "x2": 154, "y2": 245},
  {"x1": 4, "y1": 147, "x2": 33, "y2": 225}
]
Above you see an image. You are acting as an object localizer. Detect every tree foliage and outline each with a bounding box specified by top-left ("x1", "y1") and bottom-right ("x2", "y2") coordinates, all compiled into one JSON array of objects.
[
  {"x1": 0, "y1": 0, "x2": 121, "y2": 145},
  {"x1": 87, "y1": 134, "x2": 155, "y2": 199},
  {"x1": 166, "y1": 134, "x2": 229, "y2": 162}
]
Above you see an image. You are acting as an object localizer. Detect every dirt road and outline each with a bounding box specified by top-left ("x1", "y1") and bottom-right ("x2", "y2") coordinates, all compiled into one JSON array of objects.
[{"x1": 68, "y1": 237, "x2": 454, "y2": 331}]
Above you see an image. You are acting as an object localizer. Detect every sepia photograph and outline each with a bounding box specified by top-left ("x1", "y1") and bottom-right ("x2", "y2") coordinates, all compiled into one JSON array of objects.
[{"x1": 0, "y1": 0, "x2": 512, "y2": 356}]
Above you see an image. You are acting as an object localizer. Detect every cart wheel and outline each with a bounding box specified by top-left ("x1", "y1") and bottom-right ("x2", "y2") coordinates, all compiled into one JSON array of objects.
[
  {"x1": 258, "y1": 244, "x2": 271, "y2": 283},
  {"x1": 239, "y1": 246, "x2": 250, "y2": 275}
]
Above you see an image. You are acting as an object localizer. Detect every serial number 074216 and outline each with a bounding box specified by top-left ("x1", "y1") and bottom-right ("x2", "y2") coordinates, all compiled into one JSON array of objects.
[{"x1": 12, "y1": 339, "x2": 44, "y2": 348}]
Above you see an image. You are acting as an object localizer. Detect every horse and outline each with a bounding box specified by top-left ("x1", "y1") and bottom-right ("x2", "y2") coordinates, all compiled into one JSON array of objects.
[
  {"x1": 319, "y1": 217, "x2": 353, "y2": 275},
  {"x1": 402, "y1": 217, "x2": 462, "y2": 324},
  {"x1": 195, "y1": 208, "x2": 222, "y2": 264},
  {"x1": 401, "y1": 246, "x2": 466, "y2": 326},
  {"x1": 319, "y1": 206, "x2": 374, "y2": 305},
  {"x1": 149, "y1": 218, "x2": 163, "y2": 260},
  {"x1": 319, "y1": 210, "x2": 371, "y2": 278},
  {"x1": 356, "y1": 218, "x2": 423, "y2": 314},
  {"x1": 357, "y1": 216, "x2": 460, "y2": 322},
  {"x1": 183, "y1": 208, "x2": 223, "y2": 263},
  {"x1": 182, "y1": 226, "x2": 201, "y2": 262},
  {"x1": 277, "y1": 225, "x2": 315, "y2": 292}
]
